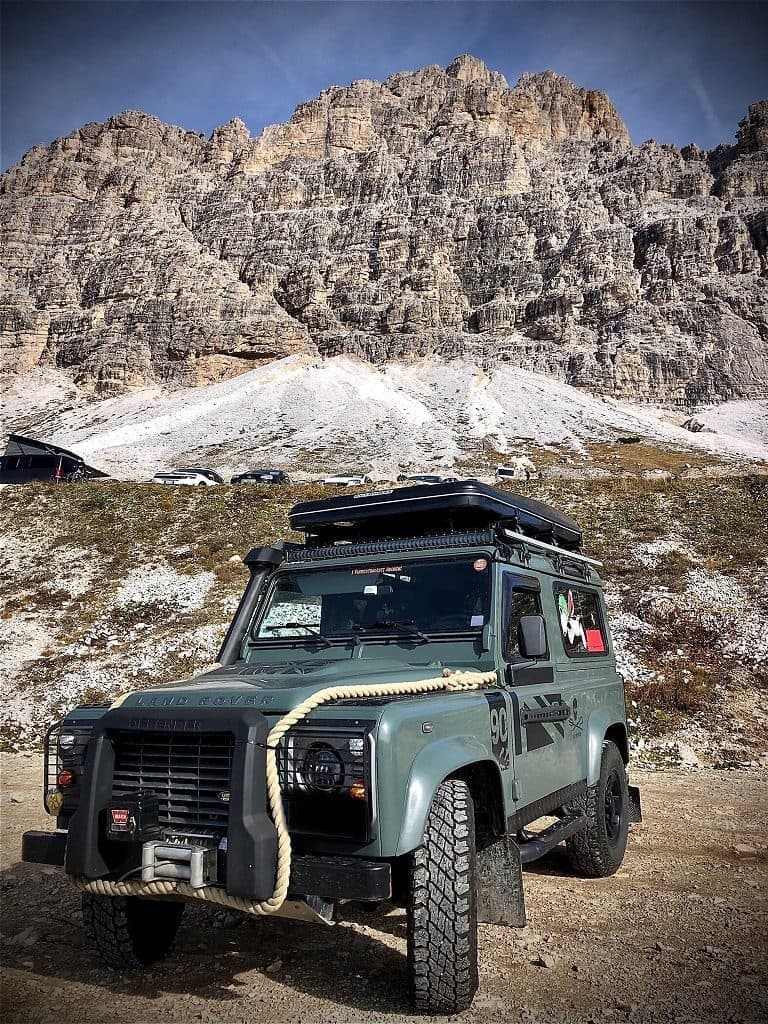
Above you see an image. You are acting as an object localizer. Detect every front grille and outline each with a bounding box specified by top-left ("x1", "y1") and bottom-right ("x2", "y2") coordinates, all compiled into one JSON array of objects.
[{"x1": 111, "y1": 730, "x2": 234, "y2": 831}]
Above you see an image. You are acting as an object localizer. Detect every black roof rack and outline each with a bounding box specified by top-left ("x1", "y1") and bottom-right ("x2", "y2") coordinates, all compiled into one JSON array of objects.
[{"x1": 289, "y1": 480, "x2": 583, "y2": 552}]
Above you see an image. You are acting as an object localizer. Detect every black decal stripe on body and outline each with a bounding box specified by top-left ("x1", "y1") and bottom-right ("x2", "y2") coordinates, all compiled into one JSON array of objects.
[
  {"x1": 484, "y1": 692, "x2": 511, "y2": 769},
  {"x1": 524, "y1": 721, "x2": 554, "y2": 751},
  {"x1": 511, "y1": 667, "x2": 554, "y2": 685},
  {"x1": 509, "y1": 691, "x2": 523, "y2": 756}
]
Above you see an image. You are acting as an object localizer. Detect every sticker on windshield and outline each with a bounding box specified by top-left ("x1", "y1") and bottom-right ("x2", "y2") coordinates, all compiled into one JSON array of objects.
[
  {"x1": 473, "y1": 558, "x2": 489, "y2": 572},
  {"x1": 351, "y1": 566, "x2": 403, "y2": 575},
  {"x1": 471, "y1": 614, "x2": 484, "y2": 627}
]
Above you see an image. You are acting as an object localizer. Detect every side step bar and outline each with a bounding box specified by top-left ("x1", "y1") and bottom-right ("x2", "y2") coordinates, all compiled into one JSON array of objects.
[{"x1": 517, "y1": 812, "x2": 586, "y2": 864}]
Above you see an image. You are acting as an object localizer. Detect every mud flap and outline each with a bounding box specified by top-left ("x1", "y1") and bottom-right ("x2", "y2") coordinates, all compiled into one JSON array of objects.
[
  {"x1": 628, "y1": 784, "x2": 643, "y2": 823},
  {"x1": 476, "y1": 835, "x2": 526, "y2": 927}
]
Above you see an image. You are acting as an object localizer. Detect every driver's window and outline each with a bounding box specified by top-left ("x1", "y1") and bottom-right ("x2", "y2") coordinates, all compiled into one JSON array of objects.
[{"x1": 505, "y1": 587, "x2": 542, "y2": 661}]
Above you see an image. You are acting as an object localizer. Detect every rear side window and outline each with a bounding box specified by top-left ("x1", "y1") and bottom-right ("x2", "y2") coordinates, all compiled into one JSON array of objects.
[
  {"x1": 504, "y1": 585, "x2": 544, "y2": 660},
  {"x1": 553, "y1": 585, "x2": 607, "y2": 657}
]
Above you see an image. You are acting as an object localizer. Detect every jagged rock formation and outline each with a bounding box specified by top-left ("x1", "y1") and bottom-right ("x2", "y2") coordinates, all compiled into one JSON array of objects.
[{"x1": 1, "y1": 56, "x2": 766, "y2": 398}]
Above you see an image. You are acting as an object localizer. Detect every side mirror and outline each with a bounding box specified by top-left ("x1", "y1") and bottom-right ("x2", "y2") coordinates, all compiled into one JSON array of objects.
[{"x1": 517, "y1": 614, "x2": 547, "y2": 660}]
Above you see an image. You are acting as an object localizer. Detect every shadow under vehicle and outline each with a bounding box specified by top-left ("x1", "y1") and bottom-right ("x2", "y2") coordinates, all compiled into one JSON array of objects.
[
  {"x1": 23, "y1": 480, "x2": 642, "y2": 1014},
  {"x1": 0, "y1": 433, "x2": 109, "y2": 484}
]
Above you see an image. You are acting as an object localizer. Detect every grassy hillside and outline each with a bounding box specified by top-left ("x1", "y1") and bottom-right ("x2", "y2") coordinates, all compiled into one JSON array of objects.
[{"x1": 1, "y1": 476, "x2": 766, "y2": 766}]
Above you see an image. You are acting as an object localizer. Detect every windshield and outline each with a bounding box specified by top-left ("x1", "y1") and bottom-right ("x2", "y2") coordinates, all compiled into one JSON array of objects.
[{"x1": 252, "y1": 555, "x2": 492, "y2": 641}]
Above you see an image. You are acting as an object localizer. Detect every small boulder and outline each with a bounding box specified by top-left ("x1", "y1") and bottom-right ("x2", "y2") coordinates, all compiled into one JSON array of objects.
[
  {"x1": 532, "y1": 952, "x2": 556, "y2": 968},
  {"x1": 733, "y1": 843, "x2": 758, "y2": 857}
]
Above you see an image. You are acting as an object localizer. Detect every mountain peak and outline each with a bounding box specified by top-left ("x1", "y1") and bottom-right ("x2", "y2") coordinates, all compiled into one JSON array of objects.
[
  {"x1": 1, "y1": 61, "x2": 765, "y2": 404},
  {"x1": 446, "y1": 54, "x2": 507, "y2": 87}
]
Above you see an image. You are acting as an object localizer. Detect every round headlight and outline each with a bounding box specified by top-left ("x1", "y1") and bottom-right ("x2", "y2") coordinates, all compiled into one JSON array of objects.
[
  {"x1": 59, "y1": 732, "x2": 77, "y2": 752},
  {"x1": 301, "y1": 744, "x2": 344, "y2": 792}
]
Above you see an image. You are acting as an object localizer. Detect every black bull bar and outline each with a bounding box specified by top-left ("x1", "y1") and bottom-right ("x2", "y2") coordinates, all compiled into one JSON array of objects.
[{"x1": 64, "y1": 705, "x2": 278, "y2": 900}]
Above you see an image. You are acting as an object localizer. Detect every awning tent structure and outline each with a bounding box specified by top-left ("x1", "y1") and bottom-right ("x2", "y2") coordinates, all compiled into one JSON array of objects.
[{"x1": 0, "y1": 433, "x2": 109, "y2": 483}]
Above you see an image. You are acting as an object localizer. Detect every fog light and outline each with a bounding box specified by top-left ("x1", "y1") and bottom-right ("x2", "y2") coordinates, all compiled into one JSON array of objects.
[{"x1": 57, "y1": 769, "x2": 75, "y2": 788}]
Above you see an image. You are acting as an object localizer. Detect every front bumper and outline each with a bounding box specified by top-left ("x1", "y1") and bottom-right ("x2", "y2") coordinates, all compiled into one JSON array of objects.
[
  {"x1": 22, "y1": 830, "x2": 391, "y2": 901},
  {"x1": 64, "y1": 705, "x2": 278, "y2": 900}
]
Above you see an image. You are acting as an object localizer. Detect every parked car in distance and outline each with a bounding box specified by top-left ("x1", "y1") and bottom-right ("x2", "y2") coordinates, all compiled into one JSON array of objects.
[
  {"x1": 397, "y1": 473, "x2": 457, "y2": 485},
  {"x1": 321, "y1": 472, "x2": 373, "y2": 486},
  {"x1": 231, "y1": 469, "x2": 291, "y2": 485},
  {"x1": 151, "y1": 468, "x2": 224, "y2": 487}
]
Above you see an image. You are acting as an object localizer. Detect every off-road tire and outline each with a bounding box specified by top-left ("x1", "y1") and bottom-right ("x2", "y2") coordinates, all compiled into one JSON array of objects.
[
  {"x1": 566, "y1": 740, "x2": 629, "y2": 877},
  {"x1": 406, "y1": 778, "x2": 478, "y2": 1014},
  {"x1": 82, "y1": 893, "x2": 184, "y2": 969}
]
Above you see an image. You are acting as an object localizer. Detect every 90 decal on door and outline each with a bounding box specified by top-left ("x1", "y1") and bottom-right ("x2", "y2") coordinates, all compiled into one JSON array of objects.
[{"x1": 485, "y1": 692, "x2": 510, "y2": 769}]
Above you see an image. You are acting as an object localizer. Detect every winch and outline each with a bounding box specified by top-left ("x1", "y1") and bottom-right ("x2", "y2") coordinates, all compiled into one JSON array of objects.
[{"x1": 141, "y1": 829, "x2": 219, "y2": 889}]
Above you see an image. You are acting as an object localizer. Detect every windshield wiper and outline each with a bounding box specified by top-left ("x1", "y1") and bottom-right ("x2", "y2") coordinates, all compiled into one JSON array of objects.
[
  {"x1": 262, "y1": 623, "x2": 332, "y2": 647},
  {"x1": 351, "y1": 620, "x2": 429, "y2": 644}
]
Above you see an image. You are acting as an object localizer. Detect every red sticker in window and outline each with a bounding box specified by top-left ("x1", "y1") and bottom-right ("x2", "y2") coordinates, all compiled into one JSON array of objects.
[
  {"x1": 473, "y1": 558, "x2": 489, "y2": 572},
  {"x1": 585, "y1": 629, "x2": 605, "y2": 653}
]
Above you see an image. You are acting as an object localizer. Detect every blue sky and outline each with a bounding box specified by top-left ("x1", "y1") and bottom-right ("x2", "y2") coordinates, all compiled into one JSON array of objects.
[{"x1": 2, "y1": 1, "x2": 767, "y2": 170}]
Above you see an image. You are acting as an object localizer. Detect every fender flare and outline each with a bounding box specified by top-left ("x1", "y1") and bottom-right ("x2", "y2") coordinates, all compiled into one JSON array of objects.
[
  {"x1": 395, "y1": 735, "x2": 502, "y2": 856},
  {"x1": 586, "y1": 709, "x2": 627, "y2": 785}
]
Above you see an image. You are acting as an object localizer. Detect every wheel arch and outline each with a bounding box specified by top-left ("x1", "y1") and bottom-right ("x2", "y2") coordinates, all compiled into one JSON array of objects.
[
  {"x1": 394, "y1": 737, "x2": 504, "y2": 856},
  {"x1": 586, "y1": 711, "x2": 628, "y2": 785},
  {"x1": 605, "y1": 722, "x2": 629, "y2": 765},
  {"x1": 448, "y1": 760, "x2": 506, "y2": 848}
]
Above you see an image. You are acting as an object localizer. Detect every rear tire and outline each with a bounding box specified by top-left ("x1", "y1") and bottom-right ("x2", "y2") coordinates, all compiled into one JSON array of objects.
[
  {"x1": 82, "y1": 893, "x2": 184, "y2": 969},
  {"x1": 566, "y1": 740, "x2": 629, "y2": 877},
  {"x1": 406, "y1": 779, "x2": 478, "y2": 1014}
]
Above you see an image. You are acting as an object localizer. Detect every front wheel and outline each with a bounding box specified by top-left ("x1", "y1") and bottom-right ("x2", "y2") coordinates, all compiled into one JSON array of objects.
[
  {"x1": 566, "y1": 740, "x2": 629, "y2": 877},
  {"x1": 82, "y1": 893, "x2": 184, "y2": 969},
  {"x1": 406, "y1": 778, "x2": 478, "y2": 1014}
]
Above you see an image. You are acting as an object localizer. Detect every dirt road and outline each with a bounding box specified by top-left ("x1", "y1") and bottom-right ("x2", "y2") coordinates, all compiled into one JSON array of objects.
[{"x1": 2, "y1": 756, "x2": 766, "y2": 1023}]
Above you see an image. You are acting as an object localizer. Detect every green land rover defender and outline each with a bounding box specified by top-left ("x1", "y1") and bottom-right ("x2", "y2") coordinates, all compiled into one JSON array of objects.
[{"x1": 23, "y1": 480, "x2": 641, "y2": 1014}]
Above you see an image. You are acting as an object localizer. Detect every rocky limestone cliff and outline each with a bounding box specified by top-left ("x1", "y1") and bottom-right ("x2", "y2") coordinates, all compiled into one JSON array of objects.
[{"x1": 1, "y1": 56, "x2": 766, "y2": 399}]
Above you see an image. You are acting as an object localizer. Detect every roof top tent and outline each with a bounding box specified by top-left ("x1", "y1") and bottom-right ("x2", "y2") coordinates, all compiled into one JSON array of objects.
[
  {"x1": 289, "y1": 479, "x2": 583, "y2": 552},
  {"x1": 0, "y1": 434, "x2": 109, "y2": 484}
]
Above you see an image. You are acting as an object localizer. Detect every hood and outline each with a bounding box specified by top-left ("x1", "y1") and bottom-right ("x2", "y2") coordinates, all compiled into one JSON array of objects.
[{"x1": 115, "y1": 655, "x2": 467, "y2": 713}]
